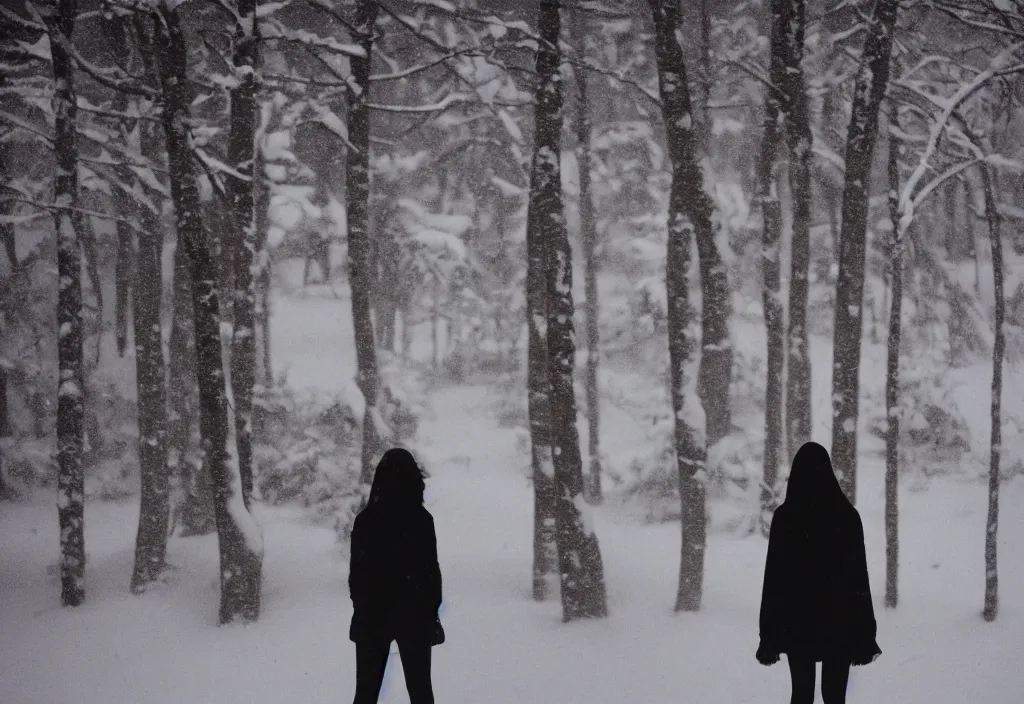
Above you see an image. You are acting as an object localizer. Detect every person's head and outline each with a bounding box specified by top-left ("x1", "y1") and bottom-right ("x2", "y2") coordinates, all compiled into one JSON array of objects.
[
  {"x1": 784, "y1": 442, "x2": 850, "y2": 515},
  {"x1": 368, "y1": 447, "x2": 426, "y2": 507}
]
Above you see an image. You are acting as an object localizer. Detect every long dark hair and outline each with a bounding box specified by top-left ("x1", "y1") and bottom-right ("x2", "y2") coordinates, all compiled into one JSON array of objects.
[
  {"x1": 783, "y1": 442, "x2": 852, "y2": 522},
  {"x1": 367, "y1": 447, "x2": 426, "y2": 507}
]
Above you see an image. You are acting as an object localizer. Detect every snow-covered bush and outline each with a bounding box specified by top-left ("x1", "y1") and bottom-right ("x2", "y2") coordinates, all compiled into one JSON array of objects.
[
  {"x1": 254, "y1": 357, "x2": 425, "y2": 540},
  {"x1": 253, "y1": 384, "x2": 361, "y2": 508}
]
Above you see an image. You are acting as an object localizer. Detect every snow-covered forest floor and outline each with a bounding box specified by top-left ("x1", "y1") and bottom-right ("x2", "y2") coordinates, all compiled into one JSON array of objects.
[{"x1": 2, "y1": 287, "x2": 1023, "y2": 704}]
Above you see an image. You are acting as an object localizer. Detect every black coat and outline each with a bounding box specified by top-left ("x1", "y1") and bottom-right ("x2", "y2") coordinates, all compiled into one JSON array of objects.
[
  {"x1": 758, "y1": 501, "x2": 881, "y2": 663},
  {"x1": 348, "y1": 502, "x2": 443, "y2": 644}
]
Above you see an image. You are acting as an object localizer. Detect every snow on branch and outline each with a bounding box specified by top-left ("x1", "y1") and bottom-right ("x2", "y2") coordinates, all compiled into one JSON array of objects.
[
  {"x1": 299, "y1": 104, "x2": 359, "y2": 153},
  {"x1": 366, "y1": 92, "x2": 476, "y2": 114},
  {"x1": 369, "y1": 49, "x2": 483, "y2": 83},
  {"x1": 261, "y1": 20, "x2": 365, "y2": 58},
  {"x1": 0, "y1": 193, "x2": 150, "y2": 237},
  {"x1": 895, "y1": 41, "x2": 1024, "y2": 239},
  {"x1": 0, "y1": 110, "x2": 52, "y2": 145}
]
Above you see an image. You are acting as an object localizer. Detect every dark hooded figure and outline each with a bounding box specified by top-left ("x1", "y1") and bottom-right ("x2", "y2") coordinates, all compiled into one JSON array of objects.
[
  {"x1": 757, "y1": 442, "x2": 881, "y2": 704},
  {"x1": 349, "y1": 448, "x2": 443, "y2": 704}
]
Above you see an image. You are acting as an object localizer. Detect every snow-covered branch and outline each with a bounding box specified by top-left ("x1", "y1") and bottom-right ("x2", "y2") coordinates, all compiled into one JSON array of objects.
[
  {"x1": 261, "y1": 20, "x2": 365, "y2": 58},
  {"x1": 895, "y1": 41, "x2": 1024, "y2": 238},
  {"x1": 366, "y1": 92, "x2": 476, "y2": 114},
  {"x1": 0, "y1": 111, "x2": 52, "y2": 144}
]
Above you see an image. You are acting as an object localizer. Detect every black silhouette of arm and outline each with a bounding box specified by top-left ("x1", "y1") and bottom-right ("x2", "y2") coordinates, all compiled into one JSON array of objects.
[
  {"x1": 349, "y1": 516, "x2": 369, "y2": 610},
  {"x1": 759, "y1": 510, "x2": 786, "y2": 650},
  {"x1": 424, "y1": 513, "x2": 442, "y2": 613}
]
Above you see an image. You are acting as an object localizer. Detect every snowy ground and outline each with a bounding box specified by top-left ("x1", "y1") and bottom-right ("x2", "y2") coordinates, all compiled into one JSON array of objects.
[{"x1": 2, "y1": 286, "x2": 1023, "y2": 703}]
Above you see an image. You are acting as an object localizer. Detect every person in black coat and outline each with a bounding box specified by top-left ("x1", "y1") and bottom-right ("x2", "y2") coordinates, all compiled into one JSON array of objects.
[
  {"x1": 756, "y1": 442, "x2": 881, "y2": 704},
  {"x1": 349, "y1": 448, "x2": 443, "y2": 704}
]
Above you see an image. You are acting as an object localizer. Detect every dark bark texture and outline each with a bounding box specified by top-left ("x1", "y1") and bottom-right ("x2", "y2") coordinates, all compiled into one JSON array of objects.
[
  {"x1": 253, "y1": 147, "x2": 273, "y2": 393},
  {"x1": 781, "y1": 0, "x2": 813, "y2": 452},
  {"x1": 130, "y1": 218, "x2": 170, "y2": 592},
  {"x1": 47, "y1": 0, "x2": 87, "y2": 608},
  {"x1": 533, "y1": 0, "x2": 607, "y2": 621},
  {"x1": 114, "y1": 224, "x2": 132, "y2": 358},
  {"x1": 168, "y1": 241, "x2": 215, "y2": 536},
  {"x1": 154, "y1": 0, "x2": 262, "y2": 623},
  {"x1": 648, "y1": 0, "x2": 710, "y2": 612},
  {"x1": 120, "y1": 16, "x2": 171, "y2": 593},
  {"x1": 884, "y1": 121, "x2": 902, "y2": 610},
  {"x1": 226, "y1": 0, "x2": 260, "y2": 507},
  {"x1": 831, "y1": 0, "x2": 900, "y2": 502},
  {"x1": 757, "y1": 0, "x2": 786, "y2": 535},
  {"x1": 980, "y1": 164, "x2": 1003, "y2": 622},
  {"x1": 347, "y1": 0, "x2": 385, "y2": 485},
  {"x1": 526, "y1": 111, "x2": 557, "y2": 601}
]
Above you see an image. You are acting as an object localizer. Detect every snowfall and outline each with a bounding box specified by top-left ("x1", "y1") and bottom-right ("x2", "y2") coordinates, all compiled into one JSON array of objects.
[{"x1": 2, "y1": 276, "x2": 1023, "y2": 704}]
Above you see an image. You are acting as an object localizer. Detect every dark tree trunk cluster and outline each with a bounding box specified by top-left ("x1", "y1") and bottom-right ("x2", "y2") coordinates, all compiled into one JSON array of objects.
[{"x1": 154, "y1": 0, "x2": 262, "y2": 623}]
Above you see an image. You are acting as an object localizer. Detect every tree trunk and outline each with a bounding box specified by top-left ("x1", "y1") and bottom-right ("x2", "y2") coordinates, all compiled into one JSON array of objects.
[
  {"x1": 830, "y1": 0, "x2": 899, "y2": 503},
  {"x1": 129, "y1": 216, "x2": 170, "y2": 593},
  {"x1": 980, "y1": 163, "x2": 1003, "y2": 622},
  {"x1": 525, "y1": 0, "x2": 556, "y2": 602},
  {"x1": 531, "y1": 0, "x2": 606, "y2": 620},
  {"x1": 347, "y1": 0, "x2": 385, "y2": 485},
  {"x1": 253, "y1": 145, "x2": 273, "y2": 394},
  {"x1": 1, "y1": 326, "x2": 11, "y2": 500},
  {"x1": 114, "y1": 224, "x2": 133, "y2": 358},
  {"x1": 757, "y1": 0, "x2": 786, "y2": 536},
  {"x1": 0, "y1": 131, "x2": 13, "y2": 500},
  {"x1": 154, "y1": 0, "x2": 262, "y2": 623},
  {"x1": 648, "y1": 0, "x2": 710, "y2": 612},
  {"x1": 225, "y1": 0, "x2": 260, "y2": 507},
  {"x1": 692, "y1": 2, "x2": 733, "y2": 451},
  {"x1": 884, "y1": 119, "x2": 902, "y2": 610},
  {"x1": 781, "y1": 0, "x2": 813, "y2": 451},
  {"x1": 123, "y1": 18, "x2": 172, "y2": 592},
  {"x1": 46, "y1": 0, "x2": 86, "y2": 608},
  {"x1": 694, "y1": 235, "x2": 733, "y2": 449},
  {"x1": 168, "y1": 241, "x2": 215, "y2": 536},
  {"x1": 572, "y1": 10, "x2": 601, "y2": 505}
]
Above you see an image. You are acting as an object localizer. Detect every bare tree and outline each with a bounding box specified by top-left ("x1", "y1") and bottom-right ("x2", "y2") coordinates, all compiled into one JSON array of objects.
[
  {"x1": 830, "y1": 0, "x2": 900, "y2": 502},
  {"x1": 757, "y1": 0, "x2": 787, "y2": 534},
  {"x1": 225, "y1": 0, "x2": 261, "y2": 505},
  {"x1": 120, "y1": 16, "x2": 172, "y2": 593},
  {"x1": 45, "y1": 0, "x2": 86, "y2": 608},
  {"x1": 647, "y1": 0, "x2": 710, "y2": 612},
  {"x1": 979, "y1": 161, "x2": 1003, "y2": 622},
  {"x1": 883, "y1": 115, "x2": 902, "y2": 609},
  {"x1": 781, "y1": 0, "x2": 813, "y2": 451},
  {"x1": 153, "y1": 0, "x2": 262, "y2": 623},
  {"x1": 347, "y1": 0, "x2": 385, "y2": 485},
  {"x1": 531, "y1": 0, "x2": 607, "y2": 620}
]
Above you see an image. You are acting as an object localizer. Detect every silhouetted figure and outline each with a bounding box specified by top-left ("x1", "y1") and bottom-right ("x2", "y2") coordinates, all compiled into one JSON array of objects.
[
  {"x1": 757, "y1": 442, "x2": 881, "y2": 704},
  {"x1": 349, "y1": 448, "x2": 444, "y2": 704}
]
